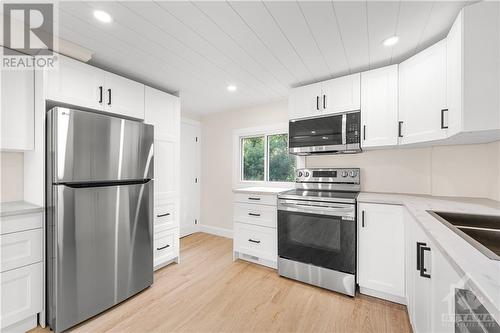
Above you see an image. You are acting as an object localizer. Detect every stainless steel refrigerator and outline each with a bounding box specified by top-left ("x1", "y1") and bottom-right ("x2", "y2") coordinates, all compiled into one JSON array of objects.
[{"x1": 46, "y1": 107, "x2": 154, "y2": 332}]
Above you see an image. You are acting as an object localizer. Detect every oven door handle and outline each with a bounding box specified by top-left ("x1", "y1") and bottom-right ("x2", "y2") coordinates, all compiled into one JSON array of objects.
[{"x1": 278, "y1": 202, "x2": 354, "y2": 218}]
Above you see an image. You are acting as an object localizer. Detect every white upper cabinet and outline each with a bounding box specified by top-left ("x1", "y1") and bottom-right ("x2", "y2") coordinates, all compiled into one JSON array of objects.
[
  {"x1": 103, "y1": 72, "x2": 145, "y2": 119},
  {"x1": 144, "y1": 86, "x2": 180, "y2": 198},
  {"x1": 1, "y1": 48, "x2": 35, "y2": 151},
  {"x1": 288, "y1": 73, "x2": 361, "y2": 120},
  {"x1": 46, "y1": 55, "x2": 104, "y2": 111},
  {"x1": 145, "y1": 86, "x2": 180, "y2": 139},
  {"x1": 288, "y1": 83, "x2": 322, "y2": 120},
  {"x1": 446, "y1": 1, "x2": 500, "y2": 139},
  {"x1": 399, "y1": 40, "x2": 448, "y2": 145},
  {"x1": 361, "y1": 65, "x2": 399, "y2": 148},
  {"x1": 358, "y1": 203, "x2": 405, "y2": 303},
  {"x1": 46, "y1": 54, "x2": 145, "y2": 120},
  {"x1": 321, "y1": 73, "x2": 360, "y2": 115}
]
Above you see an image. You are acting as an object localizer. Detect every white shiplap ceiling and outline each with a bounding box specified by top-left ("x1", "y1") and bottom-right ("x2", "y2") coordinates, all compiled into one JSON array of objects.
[{"x1": 51, "y1": 1, "x2": 469, "y2": 115}]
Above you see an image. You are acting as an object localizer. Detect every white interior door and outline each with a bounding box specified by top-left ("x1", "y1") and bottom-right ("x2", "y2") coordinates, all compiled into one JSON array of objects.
[{"x1": 180, "y1": 119, "x2": 201, "y2": 237}]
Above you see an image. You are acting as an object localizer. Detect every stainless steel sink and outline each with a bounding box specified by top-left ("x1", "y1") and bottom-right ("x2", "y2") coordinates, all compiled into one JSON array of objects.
[{"x1": 428, "y1": 211, "x2": 500, "y2": 260}]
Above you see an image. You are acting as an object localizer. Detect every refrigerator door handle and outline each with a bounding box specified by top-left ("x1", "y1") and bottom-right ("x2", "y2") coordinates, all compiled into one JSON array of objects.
[{"x1": 58, "y1": 179, "x2": 152, "y2": 188}]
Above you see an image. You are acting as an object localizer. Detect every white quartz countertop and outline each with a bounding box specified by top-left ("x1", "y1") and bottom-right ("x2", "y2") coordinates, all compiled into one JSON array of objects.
[
  {"x1": 358, "y1": 192, "x2": 500, "y2": 320},
  {"x1": 232, "y1": 186, "x2": 292, "y2": 195},
  {"x1": 0, "y1": 201, "x2": 43, "y2": 217}
]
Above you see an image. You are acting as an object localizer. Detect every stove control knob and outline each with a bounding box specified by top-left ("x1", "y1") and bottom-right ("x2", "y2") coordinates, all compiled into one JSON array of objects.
[
  {"x1": 304, "y1": 171, "x2": 310, "y2": 177},
  {"x1": 298, "y1": 171, "x2": 303, "y2": 178},
  {"x1": 341, "y1": 170, "x2": 348, "y2": 177},
  {"x1": 349, "y1": 170, "x2": 358, "y2": 178}
]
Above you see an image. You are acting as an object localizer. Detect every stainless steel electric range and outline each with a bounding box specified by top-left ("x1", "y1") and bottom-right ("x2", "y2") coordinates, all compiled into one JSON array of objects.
[{"x1": 277, "y1": 168, "x2": 360, "y2": 296}]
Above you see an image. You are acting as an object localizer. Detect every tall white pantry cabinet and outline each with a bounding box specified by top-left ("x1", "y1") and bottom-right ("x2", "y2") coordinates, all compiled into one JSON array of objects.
[{"x1": 145, "y1": 86, "x2": 181, "y2": 269}]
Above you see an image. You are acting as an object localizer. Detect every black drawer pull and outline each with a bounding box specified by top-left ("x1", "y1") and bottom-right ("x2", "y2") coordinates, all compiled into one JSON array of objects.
[
  {"x1": 248, "y1": 239, "x2": 261, "y2": 244},
  {"x1": 248, "y1": 197, "x2": 261, "y2": 201},
  {"x1": 157, "y1": 213, "x2": 170, "y2": 218},
  {"x1": 157, "y1": 244, "x2": 170, "y2": 251},
  {"x1": 441, "y1": 109, "x2": 449, "y2": 129},
  {"x1": 416, "y1": 242, "x2": 426, "y2": 270},
  {"x1": 98, "y1": 86, "x2": 103, "y2": 103},
  {"x1": 398, "y1": 121, "x2": 403, "y2": 138},
  {"x1": 248, "y1": 213, "x2": 261, "y2": 217},
  {"x1": 419, "y1": 245, "x2": 431, "y2": 278},
  {"x1": 107, "y1": 88, "x2": 112, "y2": 105}
]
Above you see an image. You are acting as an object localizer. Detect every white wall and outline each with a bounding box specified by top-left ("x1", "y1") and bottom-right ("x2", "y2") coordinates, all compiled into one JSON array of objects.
[
  {"x1": 200, "y1": 100, "x2": 289, "y2": 231},
  {"x1": 0, "y1": 152, "x2": 24, "y2": 202},
  {"x1": 306, "y1": 142, "x2": 500, "y2": 200},
  {"x1": 200, "y1": 100, "x2": 500, "y2": 232}
]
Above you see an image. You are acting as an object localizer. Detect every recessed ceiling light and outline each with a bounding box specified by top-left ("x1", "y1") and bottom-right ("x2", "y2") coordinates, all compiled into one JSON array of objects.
[
  {"x1": 94, "y1": 10, "x2": 112, "y2": 23},
  {"x1": 382, "y1": 36, "x2": 399, "y2": 47},
  {"x1": 227, "y1": 85, "x2": 237, "y2": 92}
]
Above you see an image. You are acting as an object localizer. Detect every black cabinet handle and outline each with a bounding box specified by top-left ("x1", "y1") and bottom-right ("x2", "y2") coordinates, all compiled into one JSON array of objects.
[
  {"x1": 419, "y1": 245, "x2": 431, "y2": 278},
  {"x1": 107, "y1": 89, "x2": 112, "y2": 105},
  {"x1": 361, "y1": 210, "x2": 365, "y2": 227},
  {"x1": 248, "y1": 197, "x2": 260, "y2": 201},
  {"x1": 157, "y1": 213, "x2": 170, "y2": 218},
  {"x1": 398, "y1": 121, "x2": 403, "y2": 138},
  {"x1": 98, "y1": 86, "x2": 103, "y2": 103},
  {"x1": 441, "y1": 109, "x2": 448, "y2": 129},
  {"x1": 416, "y1": 242, "x2": 426, "y2": 270},
  {"x1": 323, "y1": 94, "x2": 326, "y2": 109},
  {"x1": 157, "y1": 244, "x2": 170, "y2": 251},
  {"x1": 316, "y1": 96, "x2": 319, "y2": 111},
  {"x1": 248, "y1": 213, "x2": 261, "y2": 217},
  {"x1": 363, "y1": 125, "x2": 366, "y2": 141},
  {"x1": 248, "y1": 239, "x2": 261, "y2": 244}
]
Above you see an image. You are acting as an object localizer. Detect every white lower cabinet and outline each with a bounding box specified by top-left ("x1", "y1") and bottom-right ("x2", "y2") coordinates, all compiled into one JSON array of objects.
[
  {"x1": 154, "y1": 228, "x2": 180, "y2": 268},
  {"x1": 233, "y1": 192, "x2": 278, "y2": 269},
  {"x1": 358, "y1": 203, "x2": 467, "y2": 333},
  {"x1": 0, "y1": 211, "x2": 43, "y2": 332},
  {"x1": 1, "y1": 263, "x2": 43, "y2": 330},
  {"x1": 405, "y1": 210, "x2": 463, "y2": 333},
  {"x1": 358, "y1": 203, "x2": 405, "y2": 303},
  {"x1": 234, "y1": 223, "x2": 277, "y2": 263}
]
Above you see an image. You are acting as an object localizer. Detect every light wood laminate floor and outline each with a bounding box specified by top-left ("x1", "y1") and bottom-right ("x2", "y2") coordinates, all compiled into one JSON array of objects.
[{"x1": 31, "y1": 232, "x2": 411, "y2": 333}]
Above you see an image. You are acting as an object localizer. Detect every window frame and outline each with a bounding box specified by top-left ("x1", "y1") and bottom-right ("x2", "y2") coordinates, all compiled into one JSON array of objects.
[{"x1": 233, "y1": 124, "x2": 303, "y2": 188}]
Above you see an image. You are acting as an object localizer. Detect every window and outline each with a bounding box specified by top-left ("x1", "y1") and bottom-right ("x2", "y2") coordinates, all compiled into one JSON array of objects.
[
  {"x1": 242, "y1": 136, "x2": 265, "y2": 181},
  {"x1": 240, "y1": 132, "x2": 296, "y2": 183}
]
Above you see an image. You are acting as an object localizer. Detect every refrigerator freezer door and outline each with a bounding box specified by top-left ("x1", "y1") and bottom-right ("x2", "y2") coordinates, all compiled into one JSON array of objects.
[
  {"x1": 47, "y1": 181, "x2": 153, "y2": 332},
  {"x1": 47, "y1": 107, "x2": 154, "y2": 183}
]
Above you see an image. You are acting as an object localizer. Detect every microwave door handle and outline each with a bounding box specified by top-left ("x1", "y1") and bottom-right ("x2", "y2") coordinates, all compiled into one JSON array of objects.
[{"x1": 342, "y1": 114, "x2": 347, "y2": 145}]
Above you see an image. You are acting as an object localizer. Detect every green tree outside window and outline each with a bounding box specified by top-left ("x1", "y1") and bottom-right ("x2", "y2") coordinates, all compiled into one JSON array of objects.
[{"x1": 241, "y1": 133, "x2": 295, "y2": 182}]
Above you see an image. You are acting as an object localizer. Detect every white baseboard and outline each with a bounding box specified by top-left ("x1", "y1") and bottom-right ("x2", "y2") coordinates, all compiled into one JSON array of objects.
[
  {"x1": 359, "y1": 286, "x2": 406, "y2": 305},
  {"x1": 198, "y1": 224, "x2": 233, "y2": 239}
]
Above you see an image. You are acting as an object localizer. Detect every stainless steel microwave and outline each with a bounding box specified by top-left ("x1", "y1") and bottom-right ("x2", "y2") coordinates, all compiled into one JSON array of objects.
[{"x1": 288, "y1": 111, "x2": 362, "y2": 155}]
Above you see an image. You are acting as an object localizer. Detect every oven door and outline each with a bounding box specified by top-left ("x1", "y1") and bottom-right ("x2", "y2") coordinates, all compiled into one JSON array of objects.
[{"x1": 277, "y1": 199, "x2": 356, "y2": 274}]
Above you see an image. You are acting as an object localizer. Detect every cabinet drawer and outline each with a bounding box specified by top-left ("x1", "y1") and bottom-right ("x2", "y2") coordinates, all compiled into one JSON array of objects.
[
  {"x1": 154, "y1": 201, "x2": 176, "y2": 232},
  {"x1": 154, "y1": 228, "x2": 179, "y2": 268},
  {"x1": 0, "y1": 229, "x2": 43, "y2": 272},
  {"x1": 0, "y1": 213, "x2": 42, "y2": 235},
  {"x1": 233, "y1": 193, "x2": 277, "y2": 206},
  {"x1": 234, "y1": 223, "x2": 277, "y2": 262},
  {"x1": 233, "y1": 203, "x2": 277, "y2": 228},
  {"x1": 0, "y1": 262, "x2": 42, "y2": 329}
]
